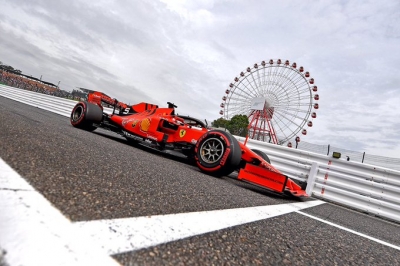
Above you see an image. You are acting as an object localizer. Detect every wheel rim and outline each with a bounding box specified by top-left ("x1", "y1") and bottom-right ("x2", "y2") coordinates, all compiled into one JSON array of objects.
[
  {"x1": 199, "y1": 137, "x2": 224, "y2": 164},
  {"x1": 72, "y1": 105, "x2": 84, "y2": 122}
]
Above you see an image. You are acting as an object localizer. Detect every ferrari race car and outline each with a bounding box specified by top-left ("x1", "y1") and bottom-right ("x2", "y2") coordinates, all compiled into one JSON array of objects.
[{"x1": 70, "y1": 91, "x2": 307, "y2": 198}]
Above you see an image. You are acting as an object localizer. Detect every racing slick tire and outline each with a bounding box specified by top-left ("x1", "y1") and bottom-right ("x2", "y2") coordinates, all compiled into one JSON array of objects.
[
  {"x1": 195, "y1": 130, "x2": 242, "y2": 177},
  {"x1": 70, "y1": 101, "x2": 103, "y2": 131},
  {"x1": 251, "y1": 149, "x2": 271, "y2": 164}
]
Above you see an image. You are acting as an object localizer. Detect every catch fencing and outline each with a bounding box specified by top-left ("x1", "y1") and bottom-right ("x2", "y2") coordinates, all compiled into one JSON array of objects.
[
  {"x1": 296, "y1": 141, "x2": 400, "y2": 171},
  {"x1": 1, "y1": 84, "x2": 400, "y2": 223}
]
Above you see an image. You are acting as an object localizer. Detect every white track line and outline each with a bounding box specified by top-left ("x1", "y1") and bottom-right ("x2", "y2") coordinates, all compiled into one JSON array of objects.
[
  {"x1": 3, "y1": 152, "x2": 398, "y2": 264},
  {"x1": 0, "y1": 158, "x2": 120, "y2": 266},
  {"x1": 296, "y1": 211, "x2": 400, "y2": 251},
  {"x1": 73, "y1": 200, "x2": 325, "y2": 255}
]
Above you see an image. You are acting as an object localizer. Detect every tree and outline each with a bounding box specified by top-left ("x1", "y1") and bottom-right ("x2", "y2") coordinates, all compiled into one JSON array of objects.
[
  {"x1": 227, "y1": 114, "x2": 249, "y2": 137},
  {"x1": 211, "y1": 117, "x2": 229, "y2": 128},
  {"x1": 0, "y1": 65, "x2": 14, "y2": 71},
  {"x1": 0, "y1": 61, "x2": 22, "y2": 74},
  {"x1": 211, "y1": 115, "x2": 249, "y2": 137}
]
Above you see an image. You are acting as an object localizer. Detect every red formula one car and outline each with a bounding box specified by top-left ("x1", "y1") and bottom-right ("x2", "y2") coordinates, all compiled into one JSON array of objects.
[{"x1": 70, "y1": 91, "x2": 307, "y2": 198}]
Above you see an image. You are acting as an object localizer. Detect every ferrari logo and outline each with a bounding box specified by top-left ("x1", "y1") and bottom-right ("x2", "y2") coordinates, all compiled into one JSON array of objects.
[{"x1": 179, "y1": 129, "x2": 186, "y2": 138}]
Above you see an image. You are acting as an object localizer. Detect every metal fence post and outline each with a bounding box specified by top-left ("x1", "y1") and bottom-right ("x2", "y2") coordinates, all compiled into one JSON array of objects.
[{"x1": 306, "y1": 162, "x2": 319, "y2": 196}]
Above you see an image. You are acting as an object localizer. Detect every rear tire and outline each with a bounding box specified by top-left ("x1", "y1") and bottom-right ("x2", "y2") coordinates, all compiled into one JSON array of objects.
[
  {"x1": 70, "y1": 101, "x2": 103, "y2": 131},
  {"x1": 195, "y1": 130, "x2": 242, "y2": 177}
]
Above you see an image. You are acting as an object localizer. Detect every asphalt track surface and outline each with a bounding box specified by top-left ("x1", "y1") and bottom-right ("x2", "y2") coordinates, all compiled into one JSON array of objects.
[{"x1": 1, "y1": 96, "x2": 400, "y2": 265}]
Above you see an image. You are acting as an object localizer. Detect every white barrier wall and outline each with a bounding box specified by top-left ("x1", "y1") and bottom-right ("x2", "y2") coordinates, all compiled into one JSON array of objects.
[
  {"x1": 1, "y1": 84, "x2": 400, "y2": 222},
  {"x1": 235, "y1": 137, "x2": 400, "y2": 222}
]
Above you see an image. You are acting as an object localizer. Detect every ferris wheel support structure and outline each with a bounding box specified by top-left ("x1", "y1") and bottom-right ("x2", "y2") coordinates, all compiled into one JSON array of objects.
[{"x1": 248, "y1": 106, "x2": 278, "y2": 144}]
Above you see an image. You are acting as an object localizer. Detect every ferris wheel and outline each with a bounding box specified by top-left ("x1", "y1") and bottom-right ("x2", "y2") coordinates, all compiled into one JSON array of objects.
[{"x1": 220, "y1": 59, "x2": 319, "y2": 146}]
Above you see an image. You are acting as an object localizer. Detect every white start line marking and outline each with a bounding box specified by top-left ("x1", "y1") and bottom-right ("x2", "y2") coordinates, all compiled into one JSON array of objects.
[
  {"x1": 73, "y1": 200, "x2": 325, "y2": 255},
  {"x1": 0, "y1": 158, "x2": 120, "y2": 266}
]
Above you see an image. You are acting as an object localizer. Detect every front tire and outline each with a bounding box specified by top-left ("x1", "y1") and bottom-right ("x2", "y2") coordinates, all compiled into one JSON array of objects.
[
  {"x1": 70, "y1": 101, "x2": 103, "y2": 131},
  {"x1": 251, "y1": 149, "x2": 271, "y2": 164},
  {"x1": 195, "y1": 130, "x2": 242, "y2": 177}
]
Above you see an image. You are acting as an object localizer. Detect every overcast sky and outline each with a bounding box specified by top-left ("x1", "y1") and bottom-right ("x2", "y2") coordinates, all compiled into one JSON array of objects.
[{"x1": 1, "y1": 0, "x2": 399, "y2": 158}]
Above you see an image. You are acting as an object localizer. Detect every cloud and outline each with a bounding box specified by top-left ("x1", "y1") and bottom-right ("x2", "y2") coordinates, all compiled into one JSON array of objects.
[{"x1": 1, "y1": 0, "x2": 399, "y2": 158}]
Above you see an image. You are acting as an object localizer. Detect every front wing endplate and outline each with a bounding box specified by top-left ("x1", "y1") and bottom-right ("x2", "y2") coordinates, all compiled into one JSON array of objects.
[{"x1": 238, "y1": 164, "x2": 288, "y2": 193}]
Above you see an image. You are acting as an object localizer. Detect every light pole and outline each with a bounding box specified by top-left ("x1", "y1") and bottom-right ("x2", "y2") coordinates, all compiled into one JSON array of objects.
[{"x1": 295, "y1": 136, "x2": 300, "y2": 149}]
